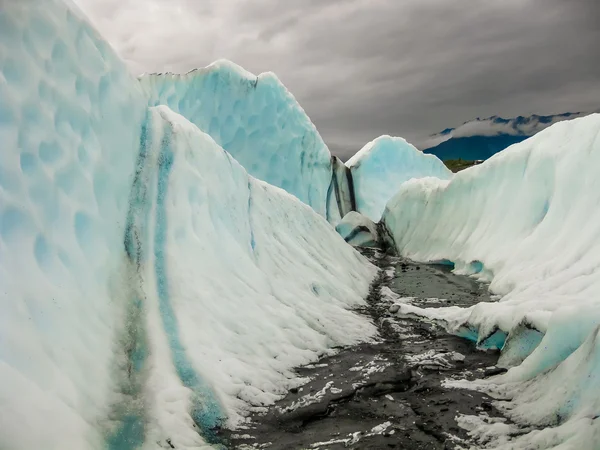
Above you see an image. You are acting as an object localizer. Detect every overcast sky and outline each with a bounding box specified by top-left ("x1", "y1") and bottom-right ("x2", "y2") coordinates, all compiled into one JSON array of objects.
[{"x1": 75, "y1": 0, "x2": 600, "y2": 159}]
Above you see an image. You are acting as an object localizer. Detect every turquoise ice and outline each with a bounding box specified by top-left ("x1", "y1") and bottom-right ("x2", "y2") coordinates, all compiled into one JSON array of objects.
[
  {"x1": 0, "y1": 2, "x2": 376, "y2": 449},
  {"x1": 347, "y1": 135, "x2": 452, "y2": 222}
]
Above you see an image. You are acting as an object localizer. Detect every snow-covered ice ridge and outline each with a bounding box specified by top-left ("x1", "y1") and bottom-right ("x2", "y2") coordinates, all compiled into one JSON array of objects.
[
  {"x1": 347, "y1": 135, "x2": 453, "y2": 222},
  {"x1": 383, "y1": 114, "x2": 600, "y2": 446},
  {"x1": 0, "y1": 1, "x2": 377, "y2": 449}
]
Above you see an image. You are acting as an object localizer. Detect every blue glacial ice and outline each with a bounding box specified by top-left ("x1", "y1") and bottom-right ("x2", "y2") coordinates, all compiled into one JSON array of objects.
[
  {"x1": 3, "y1": 0, "x2": 600, "y2": 448},
  {"x1": 346, "y1": 135, "x2": 453, "y2": 222},
  {"x1": 0, "y1": 2, "x2": 377, "y2": 449},
  {"x1": 0, "y1": 1, "x2": 147, "y2": 448},
  {"x1": 140, "y1": 63, "x2": 334, "y2": 218}
]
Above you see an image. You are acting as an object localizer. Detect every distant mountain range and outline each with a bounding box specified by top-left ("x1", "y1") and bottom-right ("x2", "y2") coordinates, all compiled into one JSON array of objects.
[{"x1": 422, "y1": 112, "x2": 592, "y2": 161}]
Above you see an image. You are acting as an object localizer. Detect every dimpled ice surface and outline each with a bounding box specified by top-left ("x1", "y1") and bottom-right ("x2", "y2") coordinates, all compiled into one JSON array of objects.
[
  {"x1": 134, "y1": 106, "x2": 376, "y2": 447},
  {"x1": 335, "y1": 211, "x2": 379, "y2": 248},
  {"x1": 0, "y1": 0, "x2": 147, "y2": 448},
  {"x1": 140, "y1": 63, "x2": 333, "y2": 217},
  {"x1": 0, "y1": 2, "x2": 376, "y2": 449}
]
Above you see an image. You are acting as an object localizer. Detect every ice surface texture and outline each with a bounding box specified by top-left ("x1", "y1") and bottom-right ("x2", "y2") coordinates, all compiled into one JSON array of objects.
[
  {"x1": 140, "y1": 107, "x2": 376, "y2": 446},
  {"x1": 0, "y1": 1, "x2": 147, "y2": 448},
  {"x1": 346, "y1": 135, "x2": 452, "y2": 222},
  {"x1": 383, "y1": 114, "x2": 600, "y2": 446},
  {"x1": 335, "y1": 211, "x2": 379, "y2": 248},
  {"x1": 326, "y1": 156, "x2": 355, "y2": 225},
  {"x1": 141, "y1": 67, "x2": 457, "y2": 227},
  {"x1": 140, "y1": 63, "x2": 333, "y2": 218},
  {"x1": 0, "y1": 2, "x2": 376, "y2": 449}
]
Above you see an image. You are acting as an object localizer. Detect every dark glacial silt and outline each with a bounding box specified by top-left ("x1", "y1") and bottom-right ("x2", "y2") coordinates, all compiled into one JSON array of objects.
[{"x1": 224, "y1": 249, "x2": 512, "y2": 449}]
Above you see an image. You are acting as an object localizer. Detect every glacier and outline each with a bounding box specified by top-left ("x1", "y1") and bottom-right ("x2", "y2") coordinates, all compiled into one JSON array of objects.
[
  {"x1": 346, "y1": 135, "x2": 453, "y2": 222},
  {"x1": 0, "y1": 1, "x2": 376, "y2": 449},
  {"x1": 140, "y1": 63, "x2": 334, "y2": 218},
  {"x1": 0, "y1": 1, "x2": 147, "y2": 448},
  {"x1": 382, "y1": 113, "x2": 600, "y2": 447},
  {"x1": 3, "y1": 0, "x2": 600, "y2": 448},
  {"x1": 126, "y1": 106, "x2": 376, "y2": 447}
]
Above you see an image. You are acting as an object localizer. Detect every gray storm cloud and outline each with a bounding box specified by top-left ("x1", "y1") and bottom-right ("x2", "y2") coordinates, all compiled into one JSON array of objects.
[{"x1": 75, "y1": 0, "x2": 600, "y2": 160}]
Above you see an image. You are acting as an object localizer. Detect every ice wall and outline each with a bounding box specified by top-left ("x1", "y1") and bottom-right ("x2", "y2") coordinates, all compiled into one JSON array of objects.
[
  {"x1": 382, "y1": 114, "x2": 600, "y2": 446},
  {"x1": 0, "y1": 2, "x2": 378, "y2": 448},
  {"x1": 140, "y1": 63, "x2": 333, "y2": 217},
  {"x1": 0, "y1": 1, "x2": 147, "y2": 448},
  {"x1": 347, "y1": 135, "x2": 452, "y2": 222},
  {"x1": 138, "y1": 108, "x2": 376, "y2": 445}
]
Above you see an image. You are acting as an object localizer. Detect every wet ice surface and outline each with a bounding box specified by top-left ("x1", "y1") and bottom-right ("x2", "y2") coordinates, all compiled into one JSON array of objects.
[{"x1": 225, "y1": 249, "x2": 510, "y2": 449}]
